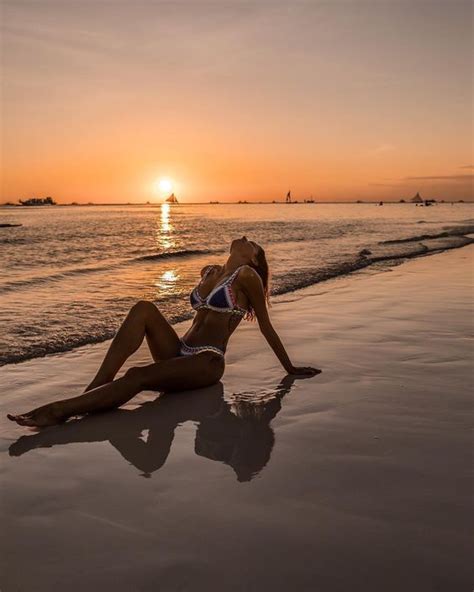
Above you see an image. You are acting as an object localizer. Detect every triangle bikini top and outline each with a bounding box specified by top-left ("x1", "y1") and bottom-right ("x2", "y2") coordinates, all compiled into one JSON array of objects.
[{"x1": 190, "y1": 265, "x2": 248, "y2": 317}]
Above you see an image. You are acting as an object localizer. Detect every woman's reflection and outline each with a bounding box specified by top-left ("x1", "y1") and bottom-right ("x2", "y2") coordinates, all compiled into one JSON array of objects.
[{"x1": 9, "y1": 376, "x2": 297, "y2": 482}]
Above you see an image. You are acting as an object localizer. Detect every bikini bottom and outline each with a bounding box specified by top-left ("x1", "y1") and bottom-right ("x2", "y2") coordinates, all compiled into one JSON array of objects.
[{"x1": 179, "y1": 338, "x2": 225, "y2": 358}]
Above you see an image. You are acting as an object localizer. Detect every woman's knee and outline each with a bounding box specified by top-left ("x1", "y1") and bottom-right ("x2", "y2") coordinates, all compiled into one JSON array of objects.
[{"x1": 130, "y1": 300, "x2": 158, "y2": 319}]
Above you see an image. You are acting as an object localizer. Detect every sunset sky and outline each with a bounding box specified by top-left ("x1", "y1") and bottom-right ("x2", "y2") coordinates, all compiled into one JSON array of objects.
[{"x1": 1, "y1": 1, "x2": 472, "y2": 203}]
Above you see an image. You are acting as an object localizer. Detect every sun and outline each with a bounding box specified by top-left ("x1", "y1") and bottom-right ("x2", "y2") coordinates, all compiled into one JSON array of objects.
[{"x1": 154, "y1": 177, "x2": 173, "y2": 194}]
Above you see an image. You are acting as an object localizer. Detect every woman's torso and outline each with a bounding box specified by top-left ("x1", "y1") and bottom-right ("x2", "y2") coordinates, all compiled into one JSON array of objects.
[{"x1": 182, "y1": 265, "x2": 250, "y2": 351}]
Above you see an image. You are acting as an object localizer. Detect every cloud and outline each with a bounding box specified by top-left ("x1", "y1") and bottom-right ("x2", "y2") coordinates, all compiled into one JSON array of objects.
[
  {"x1": 369, "y1": 144, "x2": 396, "y2": 155},
  {"x1": 459, "y1": 165, "x2": 474, "y2": 169},
  {"x1": 369, "y1": 172, "x2": 474, "y2": 191},
  {"x1": 402, "y1": 174, "x2": 473, "y2": 181}
]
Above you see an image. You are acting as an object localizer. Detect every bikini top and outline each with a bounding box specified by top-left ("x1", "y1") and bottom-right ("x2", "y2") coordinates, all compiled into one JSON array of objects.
[{"x1": 190, "y1": 265, "x2": 248, "y2": 317}]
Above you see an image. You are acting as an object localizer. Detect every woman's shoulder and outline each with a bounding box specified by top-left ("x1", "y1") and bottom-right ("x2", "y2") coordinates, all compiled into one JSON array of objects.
[{"x1": 236, "y1": 265, "x2": 263, "y2": 285}]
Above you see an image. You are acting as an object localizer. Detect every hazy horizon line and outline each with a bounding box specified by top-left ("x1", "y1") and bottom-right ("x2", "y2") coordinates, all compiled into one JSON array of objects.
[{"x1": 2, "y1": 199, "x2": 472, "y2": 206}]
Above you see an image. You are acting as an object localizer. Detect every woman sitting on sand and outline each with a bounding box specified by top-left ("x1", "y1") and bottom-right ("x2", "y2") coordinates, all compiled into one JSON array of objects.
[{"x1": 8, "y1": 236, "x2": 320, "y2": 427}]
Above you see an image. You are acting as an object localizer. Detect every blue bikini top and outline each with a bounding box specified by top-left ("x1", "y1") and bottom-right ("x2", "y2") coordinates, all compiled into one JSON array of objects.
[{"x1": 190, "y1": 265, "x2": 248, "y2": 317}]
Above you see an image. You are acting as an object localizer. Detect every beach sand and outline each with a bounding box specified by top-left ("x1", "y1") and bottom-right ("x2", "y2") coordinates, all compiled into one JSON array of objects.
[{"x1": 0, "y1": 245, "x2": 472, "y2": 591}]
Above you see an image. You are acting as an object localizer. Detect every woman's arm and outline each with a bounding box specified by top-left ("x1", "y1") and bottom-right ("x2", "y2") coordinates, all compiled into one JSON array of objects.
[{"x1": 240, "y1": 267, "x2": 320, "y2": 377}]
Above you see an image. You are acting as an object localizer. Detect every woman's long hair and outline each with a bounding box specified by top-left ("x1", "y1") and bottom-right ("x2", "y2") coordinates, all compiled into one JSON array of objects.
[{"x1": 245, "y1": 245, "x2": 270, "y2": 321}]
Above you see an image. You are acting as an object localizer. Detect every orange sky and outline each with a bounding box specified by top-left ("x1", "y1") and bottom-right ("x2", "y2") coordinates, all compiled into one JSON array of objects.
[{"x1": 1, "y1": 1, "x2": 473, "y2": 203}]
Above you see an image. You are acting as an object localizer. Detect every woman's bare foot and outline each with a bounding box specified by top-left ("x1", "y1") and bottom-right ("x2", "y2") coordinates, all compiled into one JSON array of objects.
[{"x1": 7, "y1": 402, "x2": 67, "y2": 428}]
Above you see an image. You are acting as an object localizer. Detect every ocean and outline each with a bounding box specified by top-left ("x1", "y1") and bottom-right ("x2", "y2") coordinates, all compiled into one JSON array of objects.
[{"x1": 1, "y1": 202, "x2": 472, "y2": 366}]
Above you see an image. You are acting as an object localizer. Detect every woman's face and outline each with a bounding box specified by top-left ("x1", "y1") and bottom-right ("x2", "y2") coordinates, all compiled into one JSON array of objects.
[{"x1": 230, "y1": 236, "x2": 260, "y2": 264}]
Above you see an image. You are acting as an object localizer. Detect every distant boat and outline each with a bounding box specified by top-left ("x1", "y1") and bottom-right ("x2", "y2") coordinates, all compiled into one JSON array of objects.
[
  {"x1": 285, "y1": 190, "x2": 293, "y2": 204},
  {"x1": 165, "y1": 193, "x2": 178, "y2": 204},
  {"x1": 410, "y1": 192, "x2": 423, "y2": 204}
]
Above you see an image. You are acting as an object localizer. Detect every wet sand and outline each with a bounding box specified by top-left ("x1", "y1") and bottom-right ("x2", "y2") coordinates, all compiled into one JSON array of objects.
[{"x1": 0, "y1": 245, "x2": 472, "y2": 591}]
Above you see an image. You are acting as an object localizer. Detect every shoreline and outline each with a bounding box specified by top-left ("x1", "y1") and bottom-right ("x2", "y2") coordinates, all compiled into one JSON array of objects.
[
  {"x1": 0, "y1": 245, "x2": 472, "y2": 591},
  {"x1": 1, "y1": 233, "x2": 473, "y2": 367}
]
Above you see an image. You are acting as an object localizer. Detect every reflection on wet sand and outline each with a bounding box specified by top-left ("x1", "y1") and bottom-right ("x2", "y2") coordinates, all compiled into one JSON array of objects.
[{"x1": 9, "y1": 377, "x2": 297, "y2": 481}]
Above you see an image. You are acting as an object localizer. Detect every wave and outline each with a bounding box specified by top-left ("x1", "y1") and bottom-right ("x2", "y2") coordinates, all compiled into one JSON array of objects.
[
  {"x1": 379, "y1": 225, "x2": 474, "y2": 245},
  {"x1": 0, "y1": 310, "x2": 193, "y2": 366},
  {"x1": 272, "y1": 233, "x2": 472, "y2": 296},
  {"x1": 0, "y1": 248, "x2": 215, "y2": 294},
  {"x1": 133, "y1": 249, "x2": 212, "y2": 262}
]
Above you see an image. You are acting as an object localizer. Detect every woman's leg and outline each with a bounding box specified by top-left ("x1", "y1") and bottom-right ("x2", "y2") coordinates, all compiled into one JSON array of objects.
[
  {"x1": 7, "y1": 352, "x2": 225, "y2": 428},
  {"x1": 85, "y1": 300, "x2": 181, "y2": 391}
]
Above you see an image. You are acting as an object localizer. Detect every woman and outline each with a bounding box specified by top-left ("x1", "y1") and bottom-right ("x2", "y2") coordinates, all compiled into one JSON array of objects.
[{"x1": 8, "y1": 236, "x2": 320, "y2": 428}]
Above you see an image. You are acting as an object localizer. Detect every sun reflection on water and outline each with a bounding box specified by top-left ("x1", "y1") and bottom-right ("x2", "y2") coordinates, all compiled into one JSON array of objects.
[
  {"x1": 154, "y1": 269, "x2": 180, "y2": 295},
  {"x1": 161, "y1": 203, "x2": 171, "y2": 232},
  {"x1": 156, "y1": 203, "x2": 175, "y2": 250}
]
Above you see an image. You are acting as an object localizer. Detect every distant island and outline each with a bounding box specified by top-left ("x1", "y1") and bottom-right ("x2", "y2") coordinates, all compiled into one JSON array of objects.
[{"x1": 19, "y1": 197, "x2": 56, "y2": 206}]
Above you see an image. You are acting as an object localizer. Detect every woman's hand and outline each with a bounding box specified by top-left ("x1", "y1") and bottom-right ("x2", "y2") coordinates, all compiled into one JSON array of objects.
[
  {"x1": 239, "y1": 268, "x2": 322, "y2": 378},
  {"x1": 286, "y1": 365, "x2": 321, "y2": 377}
]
